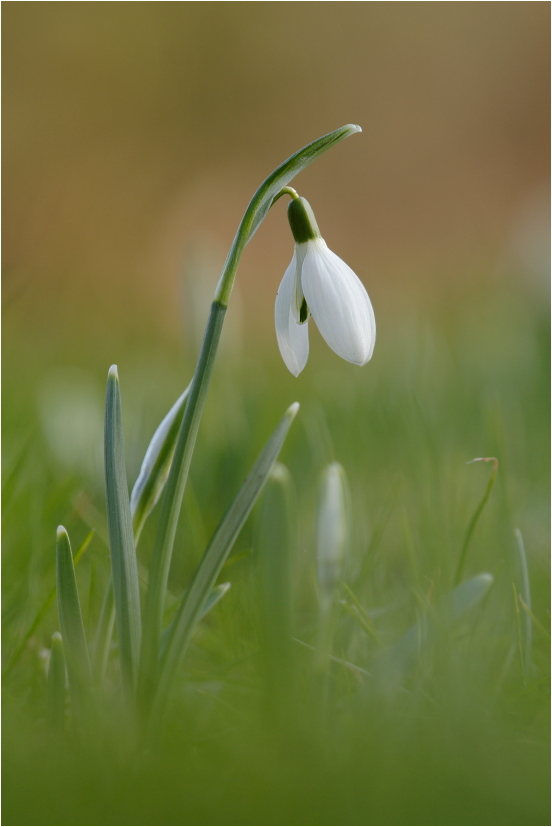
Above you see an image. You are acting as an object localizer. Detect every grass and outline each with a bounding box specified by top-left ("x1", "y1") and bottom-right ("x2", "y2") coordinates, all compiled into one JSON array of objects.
[{"x1": 2, "y1": 276, "x2": 550, "y2": 825}]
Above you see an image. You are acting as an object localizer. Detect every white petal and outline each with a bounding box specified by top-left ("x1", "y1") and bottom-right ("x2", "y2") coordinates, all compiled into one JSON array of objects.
[
  {"x1": 275, "y1": 251, "x2": 309, "y2": 376},
  {"x1": 301, "y1": 239, "x2": 376, "y2": 366}
]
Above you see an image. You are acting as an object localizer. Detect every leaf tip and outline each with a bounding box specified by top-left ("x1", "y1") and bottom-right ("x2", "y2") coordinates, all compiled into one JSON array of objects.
[
  {"x1": 286, "y1": 401, "x2": 300, "y2": 420},
  {"x1": 345, "y1": 123, "x2": 362, "y2": 134},
  {"x1": 269, "y1": 461, "x2": 292, "y2": 485},
  {"x1": 108, "y1": 364, "x2": 119, "y2": 381},
  {"x1": 56, "y1": 525, "x2": 68, "y2": 543}
]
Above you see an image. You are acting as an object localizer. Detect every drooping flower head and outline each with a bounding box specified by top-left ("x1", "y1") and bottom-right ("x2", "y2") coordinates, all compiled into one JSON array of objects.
[{"x1": 275, "y1": 196, "x2": 376, "y2": 376}]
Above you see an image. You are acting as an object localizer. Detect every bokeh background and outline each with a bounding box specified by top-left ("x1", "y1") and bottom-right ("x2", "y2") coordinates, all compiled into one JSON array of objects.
[
  {"x1": 3, "y1": 4, "x2": 550, "y2": 825},
  {"x1": 3, "y1": 3, "x2": 550, "y2": 354}
]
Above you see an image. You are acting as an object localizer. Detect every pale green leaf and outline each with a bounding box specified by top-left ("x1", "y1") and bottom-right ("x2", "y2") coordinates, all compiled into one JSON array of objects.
[
  {"x1": 104, "y1": 365, "x2": 142, "y2": 694},
  {"x1": 130, "y1": 386, "x2": 190, "y2": 542},
  {"x1": 47, "y1": 632, "x2": 66, "y2": 735},
  {"x1": 56, "y1": 526, "x2": 92, "y2": 721}
]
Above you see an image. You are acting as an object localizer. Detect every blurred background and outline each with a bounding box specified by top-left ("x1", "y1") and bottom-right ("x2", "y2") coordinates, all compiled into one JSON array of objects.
[
  {"x1": 3, "y1": 3, "x2": 550, "y2": 350},
  {"x1": 2, "y1": 5, "x2": 550, "y2": 824}
]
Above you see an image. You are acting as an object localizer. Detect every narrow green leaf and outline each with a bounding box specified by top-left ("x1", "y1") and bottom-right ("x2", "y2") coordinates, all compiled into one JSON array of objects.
[
  {"x1": 130, "y1": 385, "x2": 190, "y2": 542},
  {"x1": 104, "y1": 365, "x2": 142, "y2": 694},
  {"x1": 454, "y1": 457, "x2": 498, "y2": 585},
  {"x1": 149, "y1": 402, "x2": 299, "y2": 731},
  {"x1": 56, "y1": 526, "x2": 92, "y2": 722},
  {"x1": 3, "y1": 530, "x2": 94, "y2": 679},
  {"x1": 518, "y1": 596, "x2": 550, "y2": 642},
  {"x1": 47, "y1": 632, "x2": 66, "y2": 735}
]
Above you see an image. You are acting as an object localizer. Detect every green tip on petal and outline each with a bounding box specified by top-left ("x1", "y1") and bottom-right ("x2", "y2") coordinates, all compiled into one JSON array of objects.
[{"x1": 288, "y1": 197, "x2": 321, "y2": 244}]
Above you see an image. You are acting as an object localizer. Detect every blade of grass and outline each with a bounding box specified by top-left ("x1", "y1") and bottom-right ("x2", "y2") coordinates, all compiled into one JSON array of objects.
[
  {"x1": 139, "y1": 126, "x2": 361, "y2": 707},
  {"x1": 454, "y1": 458, "x2": 498, "y2": 586},
  {"x1": 47, "y1": 632, "x2": 66, "y2": 736},
  {"x1": 148, "y1": 402, "x2": 299, "y2": 732},
  {"x1": 513, "y1": 528, "x2": 533, "y2": 675},
  {"x1": 3, "y1": 530, "x2": 94, "y2": 679},
  {"x1": 104, "y1": 366, "x2": 142, "y2": 696},
  {"x1": 518, "y1": 597, "x2": 550, "y2": 641},
  {"x1": 56, "y1": 526, "x2": 93, "y2": 726}
]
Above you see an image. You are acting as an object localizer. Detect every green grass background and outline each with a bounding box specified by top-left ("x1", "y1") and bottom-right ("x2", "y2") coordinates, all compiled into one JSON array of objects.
[{"x1": 3, "y1": 276, "x2": 550, "y2": 825}]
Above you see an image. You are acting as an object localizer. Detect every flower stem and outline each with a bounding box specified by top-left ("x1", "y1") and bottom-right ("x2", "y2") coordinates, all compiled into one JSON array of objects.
[
  {"x1": 137, "y1": 124, "x2": 362, "y2": 715},
  {"x1": 137, "y1": 301, "x2": 226, "y2": 709},
  {"x1": 270, "y1": 186, "x2": 300, "y2": 206}
]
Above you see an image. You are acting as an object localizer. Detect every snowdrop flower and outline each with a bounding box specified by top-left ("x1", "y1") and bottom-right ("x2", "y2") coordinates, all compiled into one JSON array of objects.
[{"x1": 275, "y1": 196, "x2": 376, "y2": 376}]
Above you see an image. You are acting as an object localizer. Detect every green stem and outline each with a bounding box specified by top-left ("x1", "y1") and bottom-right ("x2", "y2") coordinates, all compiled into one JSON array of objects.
[
  {"x1": 138, "y1": 301, "x2": 226, "y2": 707},
  {"x1": 270, "y1": 186, "x2": 299, "y2": 206}
]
